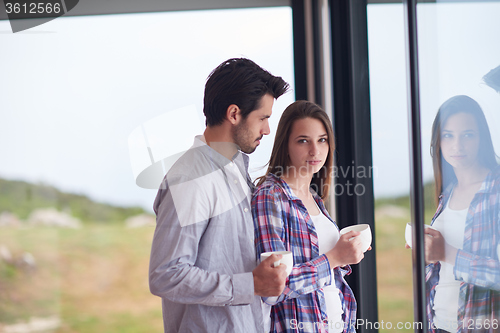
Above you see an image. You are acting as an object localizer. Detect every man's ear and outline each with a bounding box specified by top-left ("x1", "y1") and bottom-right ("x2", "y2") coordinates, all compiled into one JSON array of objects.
[{"x1": 226, "y1": 104, "x2": 241, "y2": 125}]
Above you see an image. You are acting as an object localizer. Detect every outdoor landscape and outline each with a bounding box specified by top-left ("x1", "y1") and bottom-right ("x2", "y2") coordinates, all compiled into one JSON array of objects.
[
  {"x1": 0, "y1": 177, "x2": 436, "y2": 333},
  {"x1": 0, "y1": 178, "x2": 162, "y2": 333},
  {"x1": 375, "y1": 183, "x2": 436, "y2": 332}
]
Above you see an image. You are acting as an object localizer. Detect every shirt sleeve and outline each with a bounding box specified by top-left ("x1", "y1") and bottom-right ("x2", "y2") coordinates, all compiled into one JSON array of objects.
[
  {"x1": 425, "y1": 262, "x2": 440, "y2": 323},
  {"x1": 454, "y1": 249, "x2": 500, "y2": 291},
  {"x1": 453, "y1": 204, "x2": 500, "y2": 291},
  {"x1": 252, "y1": 186, "x2": 332, "y2": 306},
  {"x1": 149, "y1": 173, "x2": 254, "y2": 306}
]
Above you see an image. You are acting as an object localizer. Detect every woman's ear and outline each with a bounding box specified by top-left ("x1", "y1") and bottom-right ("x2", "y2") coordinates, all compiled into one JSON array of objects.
[{"x1": 226, "y1": 104, "x2": 241, "y2": 125}]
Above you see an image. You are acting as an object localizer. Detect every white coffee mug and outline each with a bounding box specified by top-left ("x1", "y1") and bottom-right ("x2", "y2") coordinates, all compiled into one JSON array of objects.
[
  {"x1": 339, "y1": 224, "x2": 372, "y2": 253},
  {"x1": 405, "y1": 222, "x2": 435, "y2": 248},
  {"x1": 260, "y1": 250, "x2": 294, "y2": 276}
]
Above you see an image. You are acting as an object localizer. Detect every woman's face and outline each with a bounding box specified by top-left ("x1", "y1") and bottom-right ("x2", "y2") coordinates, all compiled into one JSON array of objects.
[
  {"x1": 440, "y1": 112, "x2": 481, "y2": 171},
  {"x1": 287, "y1": 117, "x2": 329, "y2": 177}
]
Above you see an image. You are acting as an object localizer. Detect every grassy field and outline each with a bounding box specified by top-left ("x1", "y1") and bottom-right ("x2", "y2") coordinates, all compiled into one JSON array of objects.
[
  {"x1": 0, "y1": 224, "x2": 163, "y2": 333},
  {"x1": 375, "y1": 199, "x2": 437, "y2": 333},
  {"x1": 0, "y1": 206, "x2": 435, "y2": 333},
  {"x1": 375, "y1": 213, "x2": 414, "y2": 332}
]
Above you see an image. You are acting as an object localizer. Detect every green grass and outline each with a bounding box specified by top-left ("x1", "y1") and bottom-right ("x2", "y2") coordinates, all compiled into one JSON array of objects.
[
  {"x1": 0, "y1": 228, "x2": 60, "y2": 323},
  {"x1": 0, "y1": 224, "x2": 163, "y2": 333},
  {"x1": 375, "y1": 213, "x2": 414, "y2": 332},
  {"x1": 374, "y1": 194, "x2": 438, "y2": 333}
]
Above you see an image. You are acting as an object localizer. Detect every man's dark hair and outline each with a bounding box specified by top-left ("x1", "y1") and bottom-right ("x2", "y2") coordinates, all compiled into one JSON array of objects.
[{"x1": 203, "y1": 58, "x2": 290, "y2": 127}]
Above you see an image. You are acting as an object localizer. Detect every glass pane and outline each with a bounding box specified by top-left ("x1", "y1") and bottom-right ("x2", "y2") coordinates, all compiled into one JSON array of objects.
[
  {"x1": 367, "y1": 4, "x2": 415, "y2": 332},
  {"x1": 417, "y1": 2, "x2": 500, "y2": 332},
  {"x1": 369, "y1": 1, "x2": 500, "y2": 332},
  {"x1": 0, "y1": 7, "x2": 294, "y2": 332}
]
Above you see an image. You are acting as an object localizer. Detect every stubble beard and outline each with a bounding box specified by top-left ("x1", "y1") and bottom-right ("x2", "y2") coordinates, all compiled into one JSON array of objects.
[{"x1": 232, "y1": 120, "x2": 260, "y2": 154}]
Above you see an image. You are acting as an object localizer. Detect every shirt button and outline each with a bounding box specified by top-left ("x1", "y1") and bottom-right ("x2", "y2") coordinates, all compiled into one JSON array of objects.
[
  {"x1": 229, "y1": 162, "x2": 234, "y2": 167},
  {"x1": 244, "y1": 208, "x2": 249, "y2": 213},
  {"x1": 234, "y1": 179, "x2": 238, "y2": 184}
]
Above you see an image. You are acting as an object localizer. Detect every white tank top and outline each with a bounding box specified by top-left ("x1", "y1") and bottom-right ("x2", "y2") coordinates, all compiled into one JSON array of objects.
[
  {"x1": 310, "y1": 202, "x2": 344, "y2": 333},
  {"x1": 432, "y1": 197, "x2": 467, "y2": 332}
]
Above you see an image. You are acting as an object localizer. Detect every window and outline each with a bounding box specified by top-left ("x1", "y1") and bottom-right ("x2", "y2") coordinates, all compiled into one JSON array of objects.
[{"x1": 0, "y1": 7, "x2": 294, "y2": 331}]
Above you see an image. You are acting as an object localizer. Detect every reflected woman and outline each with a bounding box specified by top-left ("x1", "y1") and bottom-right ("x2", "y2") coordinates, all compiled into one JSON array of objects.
[
  {"x1": 426, "y1": 95, "x2": 500, "y2": 333},
  {"x1": 252, "y1": 101, "x2": 367, "y2": 333}
]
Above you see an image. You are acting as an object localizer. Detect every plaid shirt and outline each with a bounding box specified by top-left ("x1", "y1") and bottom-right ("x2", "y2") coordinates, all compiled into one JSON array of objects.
[
  {"x1": 426, "y1": 166, "x2": 500, "y2": 333},
  {"x1": 252, "y1": 174, "x2": 357, "y2": 333}
]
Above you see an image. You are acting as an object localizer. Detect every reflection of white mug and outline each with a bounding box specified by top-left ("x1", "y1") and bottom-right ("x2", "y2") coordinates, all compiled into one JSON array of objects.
[
  {"x1": 405, "y1": 222, "x2": 435, "y2": 248},
  {"x1": 339, "y1": 224, "x2": 372, "y2": 253},
  {"x1": 260, "y1": 251, "x2": 293, "y2": 276}
]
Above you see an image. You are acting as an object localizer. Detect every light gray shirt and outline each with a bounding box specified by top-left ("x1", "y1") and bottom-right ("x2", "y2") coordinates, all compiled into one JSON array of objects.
[{"x1": 149, "y1": 135, "x2": 263, "y2": 333}]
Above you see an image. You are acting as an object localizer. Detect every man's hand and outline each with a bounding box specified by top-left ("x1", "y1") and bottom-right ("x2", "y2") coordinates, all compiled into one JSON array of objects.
[{"x1": 253, "y1": 254, "x2": 287, "y2": 297}]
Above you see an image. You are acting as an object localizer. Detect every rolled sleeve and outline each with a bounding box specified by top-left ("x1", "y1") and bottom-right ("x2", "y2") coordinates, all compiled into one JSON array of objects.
[
  {"x1": 253, "y1": 184, "x2": 333, "y2": 305},
  {"x1": 281, "y1": 254, "x2": 332, "y2": 301},
  {"x1": 454, "y1": 249, "x2": 500, "y2": 290}
]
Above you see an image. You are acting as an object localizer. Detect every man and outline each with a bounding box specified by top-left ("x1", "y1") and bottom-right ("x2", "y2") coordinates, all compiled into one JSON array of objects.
[{"x1": 149, "y1": 58, "x2": 290, "y2": 332}]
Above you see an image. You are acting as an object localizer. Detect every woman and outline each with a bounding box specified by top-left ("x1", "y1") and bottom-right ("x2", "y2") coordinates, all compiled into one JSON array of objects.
[
  {"x1": 252, "y1": 100, "x2": 367, "y2": 333},
  {"x1": 426, "y1": 95, "x2": 500, "y2": 333}
]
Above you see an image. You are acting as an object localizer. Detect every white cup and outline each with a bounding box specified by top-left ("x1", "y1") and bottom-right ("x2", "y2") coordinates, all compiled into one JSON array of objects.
[
  {"x1": 339, "y1": 224, "x2": 372, "y2": 253},
  {"x1": 260, "y1": 250, "x2": 294, "y2": 276},
  {"x1": 405, "y1": 222, "x2": 435, "y2": 248}
]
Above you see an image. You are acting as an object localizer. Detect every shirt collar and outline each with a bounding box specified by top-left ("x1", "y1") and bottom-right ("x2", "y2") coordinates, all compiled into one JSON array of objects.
[
  {"x1": 442, "y1": 164, "x2": 500, "y2": 198},
  {"x1": 194, "y1": 135, "x2": 249, "y2": 171},
  {"x1": 477, "y1": 165, "x2": 500, "y2": 194}
]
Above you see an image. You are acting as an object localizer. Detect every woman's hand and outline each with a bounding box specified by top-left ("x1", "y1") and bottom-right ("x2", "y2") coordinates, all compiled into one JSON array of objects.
[
  {"x1": 326, "y1": 231, "x2": 366, "y2": 268},
  {"x1": 424, "y1": 228, "x2": 458, "y2": 265}
]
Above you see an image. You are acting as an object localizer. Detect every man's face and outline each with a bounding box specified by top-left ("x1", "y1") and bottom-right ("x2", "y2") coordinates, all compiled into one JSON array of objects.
[{"x1": 232, "y1": 94, "x2": 274, "y2": 154}]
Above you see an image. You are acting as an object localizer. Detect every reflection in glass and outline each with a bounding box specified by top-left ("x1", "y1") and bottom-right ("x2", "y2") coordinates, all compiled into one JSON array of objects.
[
  {"x1": 416, "y1": 2, "x2": 500, "y2": 332},
  {"x1": 369, "y1": 2, "x2": 500, "y2": 331},
  {"x1": 426, "y1": 95, "x2": 499, "y2": 332}
]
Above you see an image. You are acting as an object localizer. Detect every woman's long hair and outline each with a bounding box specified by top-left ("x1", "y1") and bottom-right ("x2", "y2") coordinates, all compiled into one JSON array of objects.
[
  {"x1": 257, "y1": 100, "x2": 335, "y2": 199},
  {"x1": 430, "y1": 95, "x2": 498, "y2": 204}
]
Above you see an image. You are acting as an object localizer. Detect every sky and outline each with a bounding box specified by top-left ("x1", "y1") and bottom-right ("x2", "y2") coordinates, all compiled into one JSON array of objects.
[
  {"x1": 0, "y1": 7, "x2": 295, "y2": 211},
  {"x1": 1, "y1": 3, "x2": 499, "y2": 212},
  {"x1": 368, "y1": 2, "x2": 500, "y2": 199}
]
